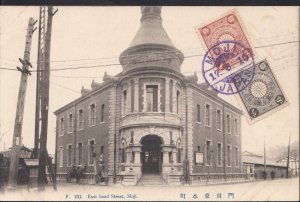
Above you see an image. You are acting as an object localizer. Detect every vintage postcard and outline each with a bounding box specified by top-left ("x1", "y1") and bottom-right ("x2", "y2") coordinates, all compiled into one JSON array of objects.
[{"x1": 0, "y1": 5, "x2": 299, "y2": 201}]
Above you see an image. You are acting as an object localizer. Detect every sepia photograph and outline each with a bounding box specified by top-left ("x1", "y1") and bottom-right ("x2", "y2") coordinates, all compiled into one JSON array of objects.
[{"x1": 0, "y1": 4, "x2": 299, "y2": 201}]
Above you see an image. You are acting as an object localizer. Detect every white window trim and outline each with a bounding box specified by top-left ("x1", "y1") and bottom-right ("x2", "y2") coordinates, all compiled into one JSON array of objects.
[
  {"x1": 122, "y1": 89, "x2": 128, "y2": 116},
  {"x1": 100, "y1": 104, "x2": 105, "y2": 123},
  {"x1": 59, "y1": 117, "x2": 64, "y2": 136},
  {"x1": 217, "y1": 142, "x2": 223, "y2": 167},
  {"x1": 89, "y1": 103, "x2": 96, "y2": 127},
  {"x1": 234, "y1": 117, "x2": 239, "y2": 136},
  {"x1": 88, "y1": 139, "x2": 96, "y2": 165},
  {"x1": 77, "y1": 108, "x2": 84, "y2": 131},
  {"x1": 58, "y1": 146, "x2": 64, "y2": 168},
  {"x1": 226, "y1": 113, "x2": 231, "y2": 134},
  {"x1": 175, "y1": 88, "x2": 181, "y2": 115},
  {"x1": 196, "y1": 104, "x2": 201, "y2": 124},
  {"x1": 235, "y1": 146, "x2": 240, "y2": 168},
  {"x1": 205, "y1": 102, "x2": 212, "y2": 127},
  {"x1": 226, "y1": 144, "x2": 232, "y2": 167},
  {"x1": 142, "y1": 82, "x2": 161, "y2": 112},
  {"x1": 68, "y1": 113, "x2": 73, "y2": 134},
  {"x1": 67, "y1": 143, "x2": 72, "y2": 167},
  {"x1": 77, "y1": 142, "x2": 83, "y2": 166},
  {"x1": 205, "y1": 139, "x2": 212, "y2": 166},
  {"x1": 216, "y1": 108, "x2": 222, "y2": 132}
]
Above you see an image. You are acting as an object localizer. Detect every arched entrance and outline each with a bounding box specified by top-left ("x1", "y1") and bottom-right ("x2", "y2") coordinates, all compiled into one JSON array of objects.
[{"x1": 141, "y1": 135, "x2": 162, "y2": 174}]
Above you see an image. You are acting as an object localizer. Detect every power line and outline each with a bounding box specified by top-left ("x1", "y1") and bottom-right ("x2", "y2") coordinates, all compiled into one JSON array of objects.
[{"x1": 1, "y1": 40, "x2": 299, "y2": 73}]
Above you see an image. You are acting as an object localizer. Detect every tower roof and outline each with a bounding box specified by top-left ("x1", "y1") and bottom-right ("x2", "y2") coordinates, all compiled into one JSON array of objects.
[
  {"x1": 120, "y1": 6, "x2": 184, "y2": 73},
  {"x1": 129, "y1": 6, "x2": 175, "y2": 48}
]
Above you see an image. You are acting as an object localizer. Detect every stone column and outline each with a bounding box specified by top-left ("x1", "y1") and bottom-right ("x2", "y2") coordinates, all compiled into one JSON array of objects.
[
  {"x1": 172, "y1": 149, "x2": 178, "y2": 165},
  {"x1": 163, "y1": 151, "x2": 169, "y2": 165},
  {"x1": 134, "y1": 78, "x2": 139, "y2": 112},
  {"x1": 165, "y1": 78, "x2": 170, "y2": 113},
  {"x1": 125, "y1": 148, "x2": 131, "y2": 165}
]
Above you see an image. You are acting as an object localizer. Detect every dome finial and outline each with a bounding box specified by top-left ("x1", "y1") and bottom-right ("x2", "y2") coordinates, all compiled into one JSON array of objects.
[{"x1": 141, "y1": 6, "x2": 162, "y2": 23}]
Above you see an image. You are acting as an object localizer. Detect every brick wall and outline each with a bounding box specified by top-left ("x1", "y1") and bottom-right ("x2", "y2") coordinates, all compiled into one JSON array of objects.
[
  {"x1": 56, "y1": 85, "x2": 112, "y2": 174},
  {"x1": 191, "y1": 87, "x2": 242, "y2": 174}
]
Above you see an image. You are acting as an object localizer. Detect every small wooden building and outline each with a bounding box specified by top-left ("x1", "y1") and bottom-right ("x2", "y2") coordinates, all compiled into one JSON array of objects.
[{"x1": 242, "y1": 151, "x2": 288, "y2": 179}]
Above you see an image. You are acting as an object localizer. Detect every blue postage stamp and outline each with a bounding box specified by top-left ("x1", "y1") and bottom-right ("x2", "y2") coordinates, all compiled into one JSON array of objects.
[{"x1": 234, "y1": 59, "x2": 288, "y2": 123}]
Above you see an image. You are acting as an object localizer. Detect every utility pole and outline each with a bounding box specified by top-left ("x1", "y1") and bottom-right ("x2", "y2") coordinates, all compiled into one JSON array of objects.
[
  {"x1": 33, "y1": 6, "x2": 46, "y2": 158},
  {"x1": 263, "y1": 135, "x2": 266, "y2": 180},
  {"x1": 8, "y1": 18, "x2": 37, "y2": 189},
  {"x1": 222, "y1": 103, "x2": 227, "y2": 181},
  {"x1": 286, "y1": 131, "x2": 291, "y2": 179},
  {"x1": 38, "y1": 6, "x2": 57, "y2": 191}
]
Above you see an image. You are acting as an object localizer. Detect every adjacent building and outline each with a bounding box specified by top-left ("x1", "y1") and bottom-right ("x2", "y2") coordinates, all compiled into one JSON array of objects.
[{"x1": 54, "y1": 6, "x2": 243, "y2": 185}]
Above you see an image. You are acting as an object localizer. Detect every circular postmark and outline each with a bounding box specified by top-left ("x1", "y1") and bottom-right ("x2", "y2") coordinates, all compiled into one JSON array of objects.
[{"x1": 202, "y1": 40, "x2": 255, "y2": 95}]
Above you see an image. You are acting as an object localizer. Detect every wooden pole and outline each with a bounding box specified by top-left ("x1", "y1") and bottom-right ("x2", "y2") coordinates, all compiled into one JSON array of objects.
[
  {"x1": 38, "y1": 6, "x2": 55, "y2": 191},
  {"x1": 33, "y1": 6, "x2": 46, "y2": 158},
  {"x1": 264, "y1": 135, "x2": 266, "y2": 180},
  {"x1": 8, "y1": 18, "x2": 36, "y2": 189},
  {"x1": 286, "y1": 131, "x2": 291, "y2": 179},
  {"x1": 222, "y1": 104, "x2": 227, "y2": 181}
]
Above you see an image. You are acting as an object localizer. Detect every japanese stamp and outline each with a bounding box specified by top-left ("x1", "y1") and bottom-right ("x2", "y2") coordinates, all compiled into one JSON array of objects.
[
  {"x1": 201, "y1": 40, "x2": 255, "y2": 94},
  {"x1": 196, "y1": 9, "x2": 253, "y2": 57},
  {"x1": 196, "y1": 9, "x2": 256, "y2": 95},
  {"x1": 235, "y1": 59, "x2": 288, "y2": 123}
]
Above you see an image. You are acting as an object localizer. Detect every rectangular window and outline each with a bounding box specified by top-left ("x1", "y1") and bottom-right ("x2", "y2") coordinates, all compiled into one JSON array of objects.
[
  {"x1": 227, "y1": 145, "x2": 231, "y2": 167},
  {"x1": 169, "y1": 80, "x2": 173, "y2": 112},
  {"x1": 77, "y1": 142, "x2": 83, "y2": 165},
  {"x1": 78, "y1": 109, "x2": 83, "y2": 130},
  {"x1": 101, "y1": 104, "x2": 104, "y2": 122},
  {"x1": 205, "y1": 140, "x2": 212, "y2": 166},
  {"x1": 58, "y1": 146, "x2": 63, "y2": 167},
  {"x1": 176, "y1": 90, "x2": 180, "y2": 114},
  {"x1": 205, "y1": 104, "x2": 211, "y2": 126},
  {"x1": 226, "y1": 114, "x2": 231, "y2": 133},
  {"x1": 131, "y1": 80, "x2": 134, "y2": 113},
  {"x1": 89, "y1": 104, "x2": 96, "y2": 126},
  {"x1": 235, "y1": 147, "x2": 239, "y2": 167},
  {"x1": 131, "y1": 152, "x2": 135, "y2": 163},
  {"x1": 123, "y1": 90, "x2": 127, "y2": 115},
  {"x1": 217, "y1": 143, "x2": 222, "y2": 166},
  {"x1": 67, "y1": 144, "x2": 72, "y2": 166},
  {"x1": 234, "y1": 118, "x2": 238, "y2": 136},
  {"x1": 68, "y1": 114, "x2": 73, "y2": 133},
  {"x1": 59, "y1": 118, "x2": 64, "y2": 136},
  {"x1": 89, "y1": 140, "x2": 95, "y2": 165},
  {"x1": 146, "y1": 85, "x2": 158, "y2": 112},
  {"x1": 197, "y1": 104, "x2": 201, "y2": 123},
  {"x1": 216, "y1": 109, "x2": 221, "y2": 130}
]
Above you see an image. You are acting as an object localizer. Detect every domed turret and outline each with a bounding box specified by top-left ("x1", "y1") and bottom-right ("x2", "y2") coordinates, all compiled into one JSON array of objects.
[{"x1": 119, "y1": 6, "x2": 184, "y2": 73}]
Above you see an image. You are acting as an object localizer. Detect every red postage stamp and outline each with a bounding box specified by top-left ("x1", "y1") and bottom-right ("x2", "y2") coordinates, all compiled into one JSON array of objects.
[{"x1": 196, "y1": 9, "x2": 253, "y2": 61}]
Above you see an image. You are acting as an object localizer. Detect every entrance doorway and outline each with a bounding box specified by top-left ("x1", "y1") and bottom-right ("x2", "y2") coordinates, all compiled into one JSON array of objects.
[{"x1": 141, "y1": 135, "x2": 162, "y2": 174}]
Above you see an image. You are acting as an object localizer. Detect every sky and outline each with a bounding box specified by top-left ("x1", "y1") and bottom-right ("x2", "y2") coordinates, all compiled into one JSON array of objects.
[{"x1": 0, "y1": 6, "x2": 299, "y2": 155}]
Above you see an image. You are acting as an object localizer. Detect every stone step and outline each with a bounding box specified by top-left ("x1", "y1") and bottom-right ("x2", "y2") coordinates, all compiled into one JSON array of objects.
[{"x1": 137, "y1": 174, "x2": 167, "y2": 186}]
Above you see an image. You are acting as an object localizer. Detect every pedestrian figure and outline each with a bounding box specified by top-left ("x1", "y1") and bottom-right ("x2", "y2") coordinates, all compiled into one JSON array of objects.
[
  {"x1": 271, "y1": 170, "x2": 275, "y2": 180},
  {"x1": 263, "y1": 171, "x2": 267, "y2": 180}
]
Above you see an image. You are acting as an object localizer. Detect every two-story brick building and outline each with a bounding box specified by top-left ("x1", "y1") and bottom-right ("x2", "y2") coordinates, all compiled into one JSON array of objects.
[{"x1": 54, "y1": 6, "x2": 243, "y2": 185}]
